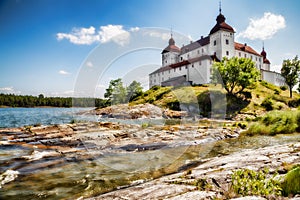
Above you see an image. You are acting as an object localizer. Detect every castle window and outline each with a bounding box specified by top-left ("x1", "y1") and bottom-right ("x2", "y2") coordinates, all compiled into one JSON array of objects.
[
  {"x1": 185, "y1": 66, "x2": 187, "y2": 69},
  {"x1": 202, "y1": 48, "x2": 204, "y2": 53},
  {"x1": 244, "y1": 54, "x2": 247, "y2": 58},
  {"x1": 174, "y1": 68, "x2": 176, "y2": 72},
  {"x1": 169, "y1": 70, "x2": 170, "y2": 74},
  {"x1": 199, "y1": 61, "x2": 201, "y2": 65},
  {"x1": 251, "y1": 55, "x2": 253, "y2": 60},
  {"x1": 197, "y1": 50, "x2": 200, "y2": 54},
  {"x1": 162, "y1": 71, "x2": 164, "y2": 75},
  {"x1": 226, "y1": 39, "x2": 229, "y2": 45},
  {"x1": 181, "y1": 57, "x2": 183, "y2": 61},
  {"x1": 192, "y1": 64, "x2": 194, "y2": 68},
  {"x1": 165, "y1": 60, "x2": 167, "y2": 63},
  {"x1": 214, "y1": 40, "x2": 216, "y2": 46},
  {"x1": 239, "y1": 52, "x2": 241, "y2": 57},
  {"x1": 226, "y1": 51, "x2": 229, "y2": 56},
  {"x1": 179, "y1": 67, "x2": 181, "y2": 71},
  {"x1": 187, "y1": 54, "x2": 190, "y2": 58},
  {"x1": 162, "y1": 77, "x2": 164, "y2": 81},
  {"x1": 256, "y1": 57, "x2": 257, "y2": 61}
]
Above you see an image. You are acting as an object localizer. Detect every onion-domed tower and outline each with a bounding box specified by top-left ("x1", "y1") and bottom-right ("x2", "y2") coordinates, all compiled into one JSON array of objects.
[
  {"x1": 209, "y1": 5, "x2": 235, "y2": 60},
  {"x1": 161, "y1": 34, "x2": 181, "y2": 67},
  {"x1": 261, "y1": 45, "x2": 271, "y2": 71}
]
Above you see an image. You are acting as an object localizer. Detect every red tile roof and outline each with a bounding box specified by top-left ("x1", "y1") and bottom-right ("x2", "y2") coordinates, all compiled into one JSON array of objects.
[
  {"x1": 161, "y1": 45, "x2": 181, "y2": 54},
  {"x1": 234, "y1": 42, "x2": 261, "y2": 57},
  {"x1": 210, "y1": 13, "x2": 235, "y2": 35},
  {"x1": 149, "y1": 55, "x2": 219, "y2": 75}
]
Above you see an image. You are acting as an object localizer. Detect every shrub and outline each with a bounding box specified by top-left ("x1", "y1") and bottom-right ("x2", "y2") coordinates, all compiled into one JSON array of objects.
[
  {"x1": 237, "y1": 122, "x2": 247, "y2": 129},
  {"x1": 274, "y1": 88, "x2": 280, "y2": 95},
  {"x1": 231, "y1": 168, "x2": 282, "y2": 196},
  {"x1": 245, "y1": 110, "x2": 300, "y2": 136},
  {"x1": 288, "y1": 98, "x2": 300, "y2": 108},
  {"x1": 280, "y1": 85, "x2": 288, "y2": 91},
  {"x1": 261, "y1": 97, "x2": 274, "y2": 111},
  {"x1": 282, "y1": 167, "x2": 300, "y2": 196}
]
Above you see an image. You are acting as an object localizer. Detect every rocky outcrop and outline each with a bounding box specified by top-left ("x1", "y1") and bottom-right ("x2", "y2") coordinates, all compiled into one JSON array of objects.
[
  {"x1": 89, "y1": 142, "x2": 300, "y2": 200},
  {"x1": 83, "y1": 103, "x2": 188, "y2": 119}
]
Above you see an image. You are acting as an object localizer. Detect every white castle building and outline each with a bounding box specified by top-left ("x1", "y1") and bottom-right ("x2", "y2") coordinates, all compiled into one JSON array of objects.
[{"x1": 149, "y1": 8, "x2": 285, "y2": 88}]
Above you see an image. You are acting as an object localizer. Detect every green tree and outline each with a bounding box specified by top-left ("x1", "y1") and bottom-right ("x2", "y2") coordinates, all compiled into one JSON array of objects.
[
  {"x1": 126, "y1": 80, "x2": 143, "y2": 102},
  {"x1": 281, "y1": 56, "x2": 300, "y2": 98},
  {"x1": 104, "y1": 78, "x2": 127, "y2": 104},
  {"x1": 211, "y1": 57, "x2": 260, "y2": 96}
]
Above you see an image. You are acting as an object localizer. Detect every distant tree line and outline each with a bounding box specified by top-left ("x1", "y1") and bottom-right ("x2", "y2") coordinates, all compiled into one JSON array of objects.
[{"x1": 0, "y1": 93, "x2": 108, "y2": 108}]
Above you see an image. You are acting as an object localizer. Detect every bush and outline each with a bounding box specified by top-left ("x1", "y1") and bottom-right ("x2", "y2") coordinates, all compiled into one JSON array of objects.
[
  {"x1": 288, "y1": 98, "x2": 300, "y2": 108},
  {"x1": 261, "y1": 97, "x2": 274, "y2": 111},
  {"x1": 282, "y1": 167, "x2": 300, "y2": 196},
  {"x1": 280, "y1": 85, "x2": 288, "y2": 91},
  {"x1": 245, "y1": 110, "x2": 300, "y2": 136},
  {"x1": 274, "y1": 88, "x2": 280, "y2": 95},
  {"x1": 231, "y1": 168, "x2": 282, "y2": 196}
]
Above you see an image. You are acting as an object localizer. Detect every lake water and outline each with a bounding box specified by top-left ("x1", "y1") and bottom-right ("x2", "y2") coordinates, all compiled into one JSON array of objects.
[{"x1": 0, "y1": 107, "x2": 96, "y2": 128}]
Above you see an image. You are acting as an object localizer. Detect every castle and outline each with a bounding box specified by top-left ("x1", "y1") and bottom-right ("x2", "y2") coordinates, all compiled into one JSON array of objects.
[{"x1": 149, "y1": 8, "x2": 285, "y2": 88}]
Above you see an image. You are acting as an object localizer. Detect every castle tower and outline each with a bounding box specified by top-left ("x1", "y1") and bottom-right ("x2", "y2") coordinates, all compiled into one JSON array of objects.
[
  {"x1": 209, "y1": 5, "x2": 235, "y2": 60},
  {"x1": 161, "y1": 33, "x2": 181, "y2": 67},
  {"x1": 261, "y1": 44, "x2": 271, "y2": 71}
]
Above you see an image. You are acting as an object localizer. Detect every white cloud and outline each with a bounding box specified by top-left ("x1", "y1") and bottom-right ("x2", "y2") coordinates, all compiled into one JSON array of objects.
[
  {"x1": 237, "y1": 12, "x2": 286, "y2": 40},
  {"x1": 98, "y1": 25, "x2": 130, "y2": 46},
  {"x1": 130, "y1": 27, "x2": 140, "y2": 32},
  {"x1": 0, "y1": 86, "x2": 21, "y2": 94},
  {"x1": 86, "y1": 61, "x2": 93, "y2": 68},
  {"x1": 59, "y1": 70, "x2": 70, "y2": 75},
  {"x1": 143, "y1": 30, "x2": 170, "y2": 41},
  {"x1": 57, "y1": 26, "x2": 99, "y2": 45},
  {"x1": 57, "y1": 24, "x2": 133, "y2": 46}
]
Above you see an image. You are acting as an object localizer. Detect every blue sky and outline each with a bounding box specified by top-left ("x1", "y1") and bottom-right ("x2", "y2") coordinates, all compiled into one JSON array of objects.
[{"x1": 0, "y1": 0, "x2": 300, "y2": 97}]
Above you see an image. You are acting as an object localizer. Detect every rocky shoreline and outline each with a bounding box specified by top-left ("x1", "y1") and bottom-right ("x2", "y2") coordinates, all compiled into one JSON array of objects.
[
  {"x1": 89, "y1": 141, "x2": 300, "y2": 200},
  {"x1": 1, "y1": 107, "x2": 300, "y2": 199}
]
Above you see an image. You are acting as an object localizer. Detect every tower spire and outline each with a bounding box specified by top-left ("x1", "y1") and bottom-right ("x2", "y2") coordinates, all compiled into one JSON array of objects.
[
  {"x1": 219, "y1": 1, "x2": 222, "y2": 14},
  {"x1": 170, "y1": 27, "x2": 173, "y2": 38}
]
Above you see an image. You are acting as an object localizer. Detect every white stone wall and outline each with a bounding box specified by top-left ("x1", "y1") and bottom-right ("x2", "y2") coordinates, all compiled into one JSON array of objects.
[
  {"x1": 220, "y1": 31, "x2": 235, "y2": 58},
  {"x1": 209, "y1": 32, "x2": 222, "y2": 60},
  {"x1": 162, "y1": 52, "x2": 179, "y2": 67},
  {"x1": 188, "y1": 59, "x2": 211, "y2": 84},
  {"x1": 261, "y1": 70, "x2": 285, "y2": 86}
]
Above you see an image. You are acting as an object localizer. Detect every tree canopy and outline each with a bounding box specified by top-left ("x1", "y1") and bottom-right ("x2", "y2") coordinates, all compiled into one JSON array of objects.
[
  {"x1": 104, "y1": 78, "x2": 143, "y2": 105},
  {"x1": 281, "y1": 56, "x2": 300, "y2": 98},
  {"x1": 211, "y1": 57, "x2": 260, "y2": 96}
]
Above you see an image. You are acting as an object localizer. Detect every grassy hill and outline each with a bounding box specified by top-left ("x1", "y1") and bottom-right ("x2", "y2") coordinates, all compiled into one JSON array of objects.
[{"x1": 131, "y1": 81, "x2": 300, "y2": 119}]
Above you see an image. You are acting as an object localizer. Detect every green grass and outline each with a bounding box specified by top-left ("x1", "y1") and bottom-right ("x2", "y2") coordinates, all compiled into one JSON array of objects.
[
  {"x1": 282, "y1": 166, "x2": 300, "y2": 196},
  {"x1": 231, "y1": 168, "x2": 282, "y2": 196},
  {"x1": 244, "y1": 110, "x2": 300, "y2": 136},
  {"x1": 130, "y1": 82, "x2": 300, "y2": 118}
]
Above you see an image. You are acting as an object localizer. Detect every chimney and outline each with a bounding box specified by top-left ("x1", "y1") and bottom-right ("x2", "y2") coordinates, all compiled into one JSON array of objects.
[
  {"x1": 201, "y1": 36, "x2": 204, "y2": 39},
  {"x1": 190, "y1": 41, "x2": 193, "y2": 44},
  {"x1": 244, "y1": 43, "x2": 247, "y2": 46}
]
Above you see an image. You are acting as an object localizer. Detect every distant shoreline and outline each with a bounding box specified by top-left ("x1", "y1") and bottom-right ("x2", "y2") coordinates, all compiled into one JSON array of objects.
[{"x1": 0, "y1": 106, "x2": 95, "y2": 108}]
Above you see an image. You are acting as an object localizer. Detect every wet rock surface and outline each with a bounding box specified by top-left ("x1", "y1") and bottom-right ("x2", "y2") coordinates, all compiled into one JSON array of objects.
[
  {"x1": 90, "y1": 142, "x2": 300, "y2": 200},
  {"x1": 1, "y1": 121, "x2": 299, "y2": 199}
]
